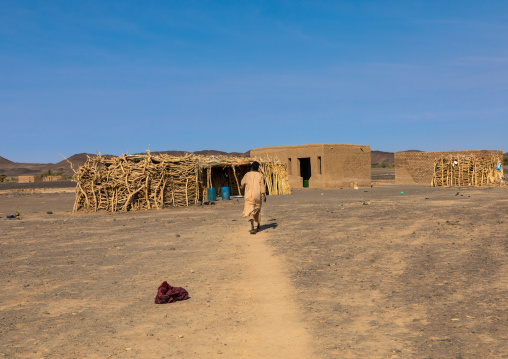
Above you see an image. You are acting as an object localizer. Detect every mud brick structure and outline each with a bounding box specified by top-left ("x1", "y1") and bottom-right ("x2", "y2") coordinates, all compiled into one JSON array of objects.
[
  {"x1": 250, "y1": 144, "x2": 371, "y2": 189},
  {"x1": 395, "y1": 150, "x2": 503, "y2": 185},
  {"x1": 18, "y1": 175, "x2": 42, "y2": 183},
  {"x1": 43, "y1": 175, "x2": 65, "y2": 181}
]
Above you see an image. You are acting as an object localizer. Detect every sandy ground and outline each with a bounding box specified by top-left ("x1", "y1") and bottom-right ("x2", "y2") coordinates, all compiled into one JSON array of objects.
[
  {"x1": 0, "y1": 181, "x2": 75, "y2": 192},
  {"x1": 0, "y1": 184, "x2": 507, "y2": 358}
]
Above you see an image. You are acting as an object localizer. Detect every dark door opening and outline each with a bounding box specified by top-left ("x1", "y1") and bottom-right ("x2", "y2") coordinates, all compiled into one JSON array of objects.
[{"x1": 298, "y1": 157, "x2": 311, "y2": 187}]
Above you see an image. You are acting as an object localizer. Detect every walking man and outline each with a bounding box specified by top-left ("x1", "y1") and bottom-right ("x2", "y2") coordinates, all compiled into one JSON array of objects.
[{"x1": 241, "y1": 161, "x2": 266, "y2": 234}]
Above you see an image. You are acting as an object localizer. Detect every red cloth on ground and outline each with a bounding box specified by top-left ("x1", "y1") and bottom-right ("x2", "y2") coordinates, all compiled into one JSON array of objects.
[{"x1": 155, "y1": 281, "x2": 189, "y2": 304}]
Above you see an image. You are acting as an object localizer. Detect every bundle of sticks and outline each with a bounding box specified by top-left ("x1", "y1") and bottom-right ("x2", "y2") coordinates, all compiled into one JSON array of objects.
[
  {"x1": 72, "y1": 152, "x2": 199, "y2": 212},
  {"x1": 259, "y1": 156, "x2": 292, "y2": 195},
  {"x1": 431, "y1": 155, "x2": 504, "y2": 187}
]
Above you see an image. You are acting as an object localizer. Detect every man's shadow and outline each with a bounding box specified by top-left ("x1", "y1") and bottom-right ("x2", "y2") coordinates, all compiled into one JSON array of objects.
[{"x1": 260, "y1": 222, "x2": 278, "y2": 231}]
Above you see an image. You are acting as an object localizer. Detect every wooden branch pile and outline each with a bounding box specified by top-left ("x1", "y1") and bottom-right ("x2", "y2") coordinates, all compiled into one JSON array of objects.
[
  {"x1": 73, "y1": 153, "x2": 199, "y2": 212},
  {"x1": 431, "y1": 155, "x2": 504, "y2": 187},
  {"x1": 73, "y1": 153, "x2": 291, "y2": 212},
  {"x1": 259, "y1": 156, "x2": 291, "y2": 195}
]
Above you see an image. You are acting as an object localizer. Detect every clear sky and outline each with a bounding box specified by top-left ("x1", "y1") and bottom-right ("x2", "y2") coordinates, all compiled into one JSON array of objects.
[{"x1": 1, "y1": 1, "x2": 507, "y2": 163}]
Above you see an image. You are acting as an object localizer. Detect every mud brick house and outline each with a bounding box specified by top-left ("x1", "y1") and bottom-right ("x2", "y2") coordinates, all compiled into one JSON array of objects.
[
  {"x1": 250, "y1": 144, "x2": 371, "y2": 189},
  {"x1": 395, "y1": 150, "x2": 503, "y2": 185},
  {"x1": 18, "y1": 175, "x2": 42, "y2": 183}
]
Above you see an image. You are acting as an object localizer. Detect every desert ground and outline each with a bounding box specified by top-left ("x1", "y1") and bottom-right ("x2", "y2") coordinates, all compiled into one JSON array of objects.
[{"x1": 0, "y1": 182, "x2": 507, "y2": 358}]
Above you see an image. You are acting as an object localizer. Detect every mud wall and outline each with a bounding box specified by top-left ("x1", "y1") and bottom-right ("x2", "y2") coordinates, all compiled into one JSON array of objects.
[
  {"x1": 251, "y1": 144, "x2": 371, "y2": 189},
  {"x1": 18, "y1": 175, "x2": 42, "y2": 183},
  {"x1": 395, "y1": 150, "x2": 503, "y2": 184}
]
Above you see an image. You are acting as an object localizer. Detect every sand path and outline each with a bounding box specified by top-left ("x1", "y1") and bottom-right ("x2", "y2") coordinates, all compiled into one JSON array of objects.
[{"x1": 222, "y1": 228, "x2": 312, "y2": 357}]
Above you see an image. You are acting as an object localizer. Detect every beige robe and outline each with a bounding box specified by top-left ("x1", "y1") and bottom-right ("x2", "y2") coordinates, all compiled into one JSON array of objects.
[{"x1": 241, "y1": 171, "x2": 266, "y2": 223}]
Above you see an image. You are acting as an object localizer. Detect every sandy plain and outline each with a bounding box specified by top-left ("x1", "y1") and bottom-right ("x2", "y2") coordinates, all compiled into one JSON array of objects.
[{"x1": 0, "y1": 183, "x2": 507, "y2": 358}]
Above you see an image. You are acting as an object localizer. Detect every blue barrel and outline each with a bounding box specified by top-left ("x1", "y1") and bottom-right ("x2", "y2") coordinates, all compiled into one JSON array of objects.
[
  {"x1": 221, "y1": 187, "x2": 230, "y2": 200},
  {"x1": 207, "y1": 187, "x2": 216, "y2": 201}
]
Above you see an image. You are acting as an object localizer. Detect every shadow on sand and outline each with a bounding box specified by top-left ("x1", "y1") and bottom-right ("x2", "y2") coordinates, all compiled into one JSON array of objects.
[{"x1": 260, "y1": 222, "x2": 278, "y2": 231}]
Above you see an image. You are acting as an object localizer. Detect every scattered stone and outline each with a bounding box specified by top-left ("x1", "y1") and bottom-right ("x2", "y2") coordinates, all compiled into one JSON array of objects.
[
  {"x1": 47, "y1": 211, "x2": 53, "y2": 214},
  {"x1": 175, "y1": 234, "x2": 181, "y2": 238}
]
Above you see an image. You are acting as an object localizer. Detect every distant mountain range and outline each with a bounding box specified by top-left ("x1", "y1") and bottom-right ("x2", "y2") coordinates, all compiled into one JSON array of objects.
[
  {"x1": 0, "y1": 150, "x2": 250, "y2": 177},
  {"x1": 1, "y1": 150, "x2": 505, "y2": 177}
]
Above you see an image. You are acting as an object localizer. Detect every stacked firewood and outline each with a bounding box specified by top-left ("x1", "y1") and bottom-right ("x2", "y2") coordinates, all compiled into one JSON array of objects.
[
  {"x1": 72, "y1": 153, "x2": 199, "y2": 212},
  {"x1": 259, "y1": 156, "x2": 292, "y2": 195},
  {"x1": 72, "y1": 152, "x2": 291, "y2": 212},
  {"x1": 431, "y1": 155, "x2": 504, "y2": 187}
]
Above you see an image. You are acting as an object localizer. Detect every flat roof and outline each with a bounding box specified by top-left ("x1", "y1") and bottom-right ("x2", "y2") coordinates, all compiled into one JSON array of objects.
[{"x1": 252, "y1": 143, "x2": 369, "y2": 151}]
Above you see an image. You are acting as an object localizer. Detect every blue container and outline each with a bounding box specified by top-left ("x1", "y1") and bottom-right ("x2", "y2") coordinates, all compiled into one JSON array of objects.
[
  {"x1": 207, "y1": 187, "x2": 216, "y2": 202},
  {"x1": 221, "y1": 187, "x2": 230, "y2": 200}
]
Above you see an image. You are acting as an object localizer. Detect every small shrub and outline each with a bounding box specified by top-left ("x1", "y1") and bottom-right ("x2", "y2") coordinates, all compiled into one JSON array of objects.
[{"x1": 40, "y1": 169, "x2": 62, "y2": 178}]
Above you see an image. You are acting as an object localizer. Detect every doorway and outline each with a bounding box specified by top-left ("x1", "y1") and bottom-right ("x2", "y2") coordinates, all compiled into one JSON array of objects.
[{"x1": 298, "y1": 157, "x2": 311, "y2": 187}]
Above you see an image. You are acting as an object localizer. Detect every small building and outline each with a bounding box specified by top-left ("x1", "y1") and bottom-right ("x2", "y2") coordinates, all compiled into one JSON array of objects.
[
  {"x1": 395, "y1": 150, "x2": 503, "y2": 185},
  {"x1": 250, "y1": 144, "x2": 371, "y2": 189},
  {"x1": 43, "y1": 175, "x2": 65, "y2": 181},
  {"x1": 18, "y1": 175, "x2": 42, "y2": 183}
]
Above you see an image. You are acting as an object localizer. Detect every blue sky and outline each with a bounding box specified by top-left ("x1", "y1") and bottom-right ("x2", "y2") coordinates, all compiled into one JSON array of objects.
[{"x1": 1, "y1": 1, "x2": 507, "y2": 163}]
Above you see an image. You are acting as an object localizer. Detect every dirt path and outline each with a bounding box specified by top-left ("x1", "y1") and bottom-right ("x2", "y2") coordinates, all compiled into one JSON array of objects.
[{"x1": 224, "y1": 228, "x2": 312, "y2": 357}]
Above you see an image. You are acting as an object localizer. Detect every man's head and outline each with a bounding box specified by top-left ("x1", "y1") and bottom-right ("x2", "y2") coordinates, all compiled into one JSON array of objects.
[{"x1": 251, "y1": 161, "x2": 260, "y2": 171}]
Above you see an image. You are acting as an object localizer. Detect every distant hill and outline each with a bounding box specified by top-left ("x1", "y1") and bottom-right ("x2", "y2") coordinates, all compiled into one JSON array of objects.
[
  {"x1": 0, "y1": 156, "x2": 14, "y2": 165},
  {"x1": 0, "y1": 150, "x2": 250, "y2": 177},
  {"x1": 147, "y1": 150, "x2": 250, "y2": 158},
  {"x1": 193, "y1": 150, "x2": 250, "y2": 157},
  {"x1": 371, "y1": 150, "x2": 394, "y2": 166}
]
